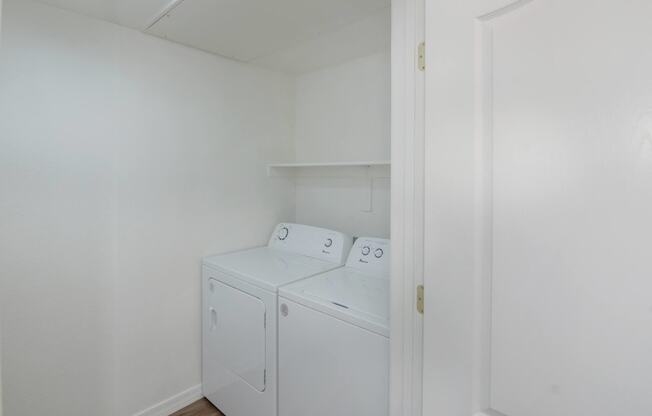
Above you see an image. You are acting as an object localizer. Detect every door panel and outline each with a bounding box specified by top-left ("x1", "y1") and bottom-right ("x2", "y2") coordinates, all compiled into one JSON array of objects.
[
  {"x1": 208, "y1": 279, "x2": 266, "y2": 392},
  {"x1": 424, "y1": 1, "x2": 652, "y2": 415}
]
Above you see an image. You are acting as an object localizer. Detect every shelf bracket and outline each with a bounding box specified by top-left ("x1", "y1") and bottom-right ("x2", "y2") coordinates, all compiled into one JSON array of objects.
[{"x1": 362, "y1": 166, "x2": 374, "y2": 213}]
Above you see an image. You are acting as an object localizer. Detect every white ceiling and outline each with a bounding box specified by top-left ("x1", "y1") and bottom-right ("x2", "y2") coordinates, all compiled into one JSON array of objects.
[
  {"x1": 35, "y1": 0, "x2": 390, "y2": 74},
  {"x1": 249, "y1": 7, "x2": 389, "y2": 74}
]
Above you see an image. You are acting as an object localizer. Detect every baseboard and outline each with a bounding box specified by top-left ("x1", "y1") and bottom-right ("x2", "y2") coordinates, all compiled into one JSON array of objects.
[{"x1": 132, "y1": 384, "x2": 203, "y2": 416}]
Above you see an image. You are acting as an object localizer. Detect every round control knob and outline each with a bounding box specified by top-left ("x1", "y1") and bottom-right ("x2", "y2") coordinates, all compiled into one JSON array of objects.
[
  {"x1": 361, "y1": 246, "x2": 371, "y2": 256},
  {"x1": 324, "y1": 238, "x2": 333, "y2": 248},
  {"x1": 278, "y1": 226, "x2": 289, "y2": 240},
  {"x1": 374, "y1": 248, "x2": 384, "y2": 258}
]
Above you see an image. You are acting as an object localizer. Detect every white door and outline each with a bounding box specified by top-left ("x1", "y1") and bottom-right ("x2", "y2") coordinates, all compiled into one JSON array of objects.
[{"x1": 423, "y1": 1, "x2": 652, "y2": 415}]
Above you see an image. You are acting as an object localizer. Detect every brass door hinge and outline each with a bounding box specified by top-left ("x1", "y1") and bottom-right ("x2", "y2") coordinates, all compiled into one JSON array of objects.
[
  {"x1": 417, "y1": 42, "x2": 426, "y2": 71},
  {"x1": 416, "y1": 285, "x2": 424, "y2": 314}
]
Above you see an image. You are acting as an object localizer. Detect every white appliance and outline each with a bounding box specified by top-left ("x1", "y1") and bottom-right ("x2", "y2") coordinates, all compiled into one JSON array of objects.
[
  {"x1": 202, "y1": 223, "x2": 351, "y2": 416},
  {"x1": 278, "y1": 237, "x2": 390, "y2": 416}
]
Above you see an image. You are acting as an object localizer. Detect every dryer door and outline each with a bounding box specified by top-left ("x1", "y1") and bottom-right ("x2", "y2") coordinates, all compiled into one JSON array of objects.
[{"x1": 207, "y1": 278, "x2": 266, "y2": 391}]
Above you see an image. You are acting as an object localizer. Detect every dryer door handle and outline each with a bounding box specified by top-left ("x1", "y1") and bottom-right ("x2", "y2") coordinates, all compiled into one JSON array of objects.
[{"x1": 209, "y1": 307, "x2": 217, "y2": 330}]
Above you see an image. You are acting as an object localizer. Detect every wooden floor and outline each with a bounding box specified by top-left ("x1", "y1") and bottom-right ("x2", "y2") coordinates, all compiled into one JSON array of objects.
[{"x1": 170, "y1": 399, "x2": 225, "y2": 416}]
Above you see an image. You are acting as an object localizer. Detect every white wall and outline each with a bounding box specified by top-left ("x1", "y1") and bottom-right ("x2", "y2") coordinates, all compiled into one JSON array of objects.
[
  {"x1": 293, "y1": 52, "x2": 391, "y2": 238},
  {"x1": 0, "y1": 1, "x2": 295, "y2": 415}
]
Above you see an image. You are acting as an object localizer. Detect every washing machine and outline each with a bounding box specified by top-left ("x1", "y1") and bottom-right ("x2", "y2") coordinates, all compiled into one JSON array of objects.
[
  {"x1": 278, "y1": 237, "x2": 390, "y2": 416},
  {"x1": 202, "y1": 223, "x2": 352, "y2": 416}
]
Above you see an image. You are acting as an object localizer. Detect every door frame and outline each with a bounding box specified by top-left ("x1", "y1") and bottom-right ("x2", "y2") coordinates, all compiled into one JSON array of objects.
[
  {"x1": 0, "y1": 1, "x2": 4, "y2": 412},
  {"x1": 1, "y1": 0, "x2": 4, "y2": 410},
  {"x1": 390, "y1": 0, "x2": 425, "y2": 414}
]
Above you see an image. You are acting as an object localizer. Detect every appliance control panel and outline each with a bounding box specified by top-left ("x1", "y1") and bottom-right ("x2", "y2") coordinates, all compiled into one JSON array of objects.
[
  {"x1": 346, "y1": 237, "x2": 390, "y2": 277},
  {"x1": 268, "y1": 223, "x2": 352, "y2": 265}
]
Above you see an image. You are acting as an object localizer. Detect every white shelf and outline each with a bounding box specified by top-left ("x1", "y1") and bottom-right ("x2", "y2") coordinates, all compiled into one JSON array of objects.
[
  {"x1": 267, "y1": 161, "x2": 390, "y2": 177},
  {"x1": 268, "y1": 161, "x2": 390, "y2": 169},
  {"x1": 267, "y1": 161, "x2": 390, "y2": 211}
]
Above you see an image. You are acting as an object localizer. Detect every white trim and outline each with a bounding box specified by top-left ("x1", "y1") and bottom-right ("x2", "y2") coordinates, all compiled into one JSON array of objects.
[
  {"x1": 390, "y1": 0, "x2": 424, "y2": 415},
  {"x1": 132, "y1": 384, "x2": 203, "y2": 416}
]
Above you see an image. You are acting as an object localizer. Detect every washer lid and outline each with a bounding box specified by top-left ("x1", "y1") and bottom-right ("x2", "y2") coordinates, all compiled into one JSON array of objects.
[
  {"x1": 279, "y1": 267, "x2": 389, "y2": 337},
  {"x1": 203, "y1": 247, "x2": 343, "y2": 292}
]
